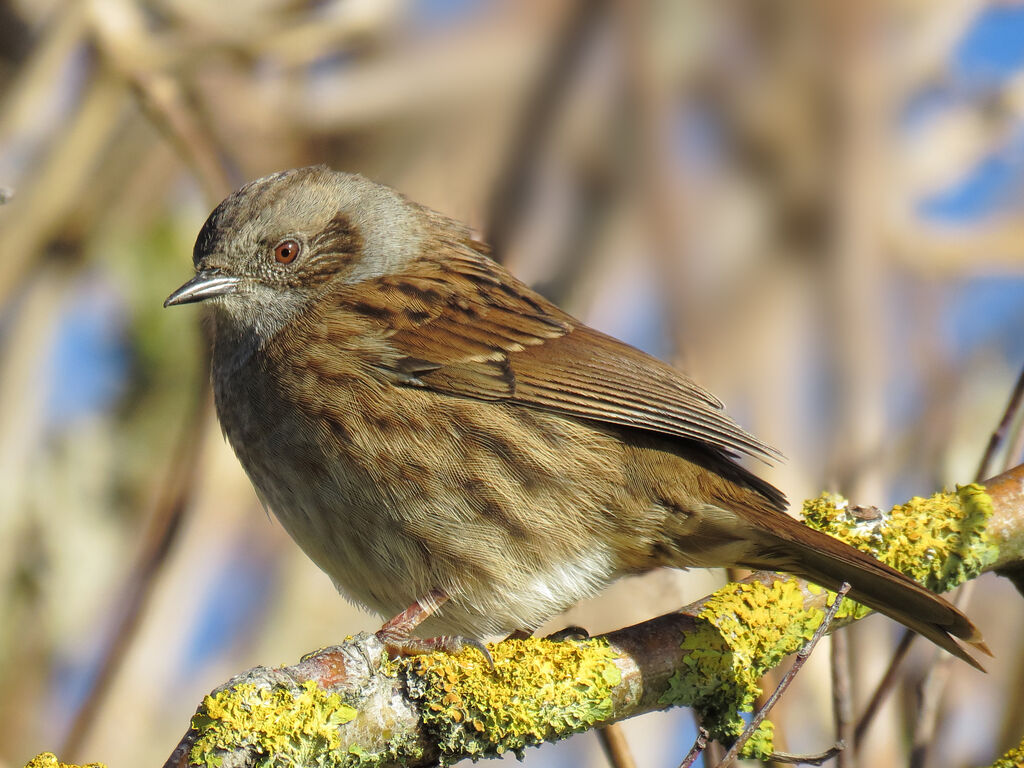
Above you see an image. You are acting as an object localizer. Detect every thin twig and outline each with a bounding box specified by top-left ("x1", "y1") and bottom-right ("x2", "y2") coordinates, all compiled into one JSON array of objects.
[
  {"x1": 1006, "y1": 396, "x2": 1024, "y2": 472},
  {"x1": 908, "y1": 648, "x2": 950, "y2": 768},
  {"x1": 752, "y1": 668, "x2": 789, "y2": 768},
  {"x1": 678, "y1": 727, "x2": 709, "y2": 768},
  {"x1": 695, "y1": 714, "x2": 727, "y2": 767},
  {"x1": 60, "y1": 371, "x2": 213, "y2": 758},
  {"x1": 907, "y1": 363, "x2": 1024, "y2": 768},
  {"x1": 853, "y1": 362, "x2": 1024, "y2": 750},
  {"x1": 852, "y1": 630, "x2": 915, "y2": 748},
  {"x1": 909, "y1": 581, "x2": 977, "y2": 768},
  {"x1": 717, "y1": 584, "x2": 853, "y2": 767},
  {"x1": 830, "y1": 627, "x2": 855, "y2": 768},
  {"x1": 767, "y1": 744, "x2": 846, "y2": 766},
  {"x1": 975, "y1": 364, "x2": 1024, "y2": 481}
]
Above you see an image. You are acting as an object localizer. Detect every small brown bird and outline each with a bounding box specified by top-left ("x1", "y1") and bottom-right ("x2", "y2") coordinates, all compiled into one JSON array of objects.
[{"x1": 166, "y1": 166, "x2": 984, "y2": 666}]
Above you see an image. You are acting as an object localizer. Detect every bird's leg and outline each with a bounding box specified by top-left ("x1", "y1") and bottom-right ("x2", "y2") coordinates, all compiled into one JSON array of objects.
[{"x1": 376, "y1": 588, "x2": 494, "y2": 668}]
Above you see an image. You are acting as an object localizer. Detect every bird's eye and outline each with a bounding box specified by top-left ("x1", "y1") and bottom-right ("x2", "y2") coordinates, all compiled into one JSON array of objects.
[{"x1": 274, "y1": 239, "x2": 301, "y2": 264}]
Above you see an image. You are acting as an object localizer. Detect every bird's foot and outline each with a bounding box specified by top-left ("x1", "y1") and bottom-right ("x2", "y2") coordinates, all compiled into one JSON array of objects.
[
  {"x1": 503, "y1": 628, "x2": 534, "y2": 641},
  {"x1": 376, "y1": 589, "x2": 494, "y2": 670},
  {"x1": 502, "y1": 626, "x2": 589, "y2": 644},
  {"x1": 546, "y1": 625, "x2": 590, "y2": 642}
]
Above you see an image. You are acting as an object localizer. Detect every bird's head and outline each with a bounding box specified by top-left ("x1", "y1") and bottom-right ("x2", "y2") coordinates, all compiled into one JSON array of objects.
[{"x1": 164, "y1": 166, "x2": 430, "y2": 338}]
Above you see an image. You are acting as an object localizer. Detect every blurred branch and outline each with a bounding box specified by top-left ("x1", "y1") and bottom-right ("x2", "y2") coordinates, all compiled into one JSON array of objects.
[
  {"x1": 888, "y1": 223, "x2": 1024, "y2": 274},
  {"x1": 1005, "y1": 393, "x2": 1024, "y2": 477},
  {"x1": 825, "y1": 5, "x2": 886, "y2": 763},
  {"x1": 830, "y1": 629, "x2": 854, "y2": 768},
  {"x1": 854, "y1": 361, "x2": 1024, "y2": 749},
  {"x1": 890, "y1": 0, "x2": 989, "y2": 95},
  {"x1": 907, "y1": 363, "x2": 1024, "y2": 768},
  {"x1": 485, "y1": 0, "x2": 608, "y2": 262},
  {"x1": 0, "y1": 265, "x2": 72, "y2": 512},
  {"x1": 290, "y1": 23, "x2": 542, "y2": 133},
  {"x1": 597, "y1": 722, "x2": 637, "y2": 768},
  {"x1": 615, "y1": 0, "x2": 693, "y2": 366},
  {"x1": 151, "y1": 0, "x2": 401, "y2": 67},
  {"x1": 0, "y1": 73, "x2": 125, "y2": 307},
  {"x1": 138, "y1": 465, "x2": 1024, "y2": 767},
  {"x1": 852, "y1": 631, "x2": 914, "y2": 749},
  {"x1": 0, "y1": 3, "x2": 88, "y2": 151},
  {"x1": 86, "y1": 0, "x2": 234, "y2": 199},
  {"x1": 58, "y1": 375, "x2": 213, "y2": 761},
  {"x1": 909, "y1": 619, "x2": 959, "y2": 768},
  {"x1": 55, "y1": 1, "x2": 241, "y2": 758}
]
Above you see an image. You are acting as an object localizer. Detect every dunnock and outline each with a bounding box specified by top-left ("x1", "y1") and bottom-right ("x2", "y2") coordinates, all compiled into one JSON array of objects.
[{"x1": 165, "y1": 166, "x2": 983, "y2": 665}]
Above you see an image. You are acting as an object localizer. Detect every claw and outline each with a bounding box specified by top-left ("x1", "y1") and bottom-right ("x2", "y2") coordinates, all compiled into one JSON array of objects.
[
  {"x1": 546, "y1": 625, "x2": 591, "y2": 642},
  {"x1": 503, "y1": 628, "x2": 534, "y2": 642},
  {"x1": 375, "y1": 589, "x2": 495, "y2": 671},
  {"x1": 461, "y1": 636, "x2": 496, "y2": 671}
]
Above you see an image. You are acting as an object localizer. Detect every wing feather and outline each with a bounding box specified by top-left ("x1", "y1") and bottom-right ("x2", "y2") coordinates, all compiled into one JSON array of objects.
[{"x1": 336, "y1": 248, "x2": 780, "y2": 463}]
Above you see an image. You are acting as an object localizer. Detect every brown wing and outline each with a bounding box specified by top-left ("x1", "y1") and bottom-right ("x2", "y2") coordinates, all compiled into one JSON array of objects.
[{"x1": 338, "y1": 248, "x2": 781, "y2": 464}]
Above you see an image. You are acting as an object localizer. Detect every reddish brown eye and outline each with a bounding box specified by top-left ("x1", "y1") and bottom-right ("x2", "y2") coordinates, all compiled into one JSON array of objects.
[{"x1": 274, "y1": 239, "x2": 301, "y2": 264}]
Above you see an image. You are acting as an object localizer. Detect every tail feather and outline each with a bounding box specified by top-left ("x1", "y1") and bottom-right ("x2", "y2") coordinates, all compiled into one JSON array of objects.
[{"x1": 742, "y1": 511, "x2": 987, "y2": 670}]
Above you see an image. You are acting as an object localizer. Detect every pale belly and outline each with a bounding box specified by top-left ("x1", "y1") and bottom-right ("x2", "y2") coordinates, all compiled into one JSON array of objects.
[{"x1": 216, "y1": 367, "x2": 638, "y2": 637}]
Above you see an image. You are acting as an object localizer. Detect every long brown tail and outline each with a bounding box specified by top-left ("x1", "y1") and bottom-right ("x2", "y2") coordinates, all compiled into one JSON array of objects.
[{"x1": 741, "y1": 511, "x2": 988, "y2": 670}]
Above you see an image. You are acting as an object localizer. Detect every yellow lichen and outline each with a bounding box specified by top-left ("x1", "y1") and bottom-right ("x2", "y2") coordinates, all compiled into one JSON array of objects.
[
  {"x1": 171, "y1": 485, "x2": 998, "y2": 767},
  {"x1": 22, "y1": 754, "x2": 106, "y2": 768},
  {"x1": 654, "y1": 483, "x2": 996, "y2": 758},
  {"x1": 189, "y1": 679, "x2": 357, "y2": 768},
  {"x1": 986, "y1": 737, "x2": 1024, "y2": 768},
  {"x1": 660, "y1": 578, "x2": 825, "y2": 758},
  {"x1": 802, "y1": 484, "x2": 998, "y2": 592},
  {"x1": 404, "y1": 637, "x2": 622, "y2": 763}
]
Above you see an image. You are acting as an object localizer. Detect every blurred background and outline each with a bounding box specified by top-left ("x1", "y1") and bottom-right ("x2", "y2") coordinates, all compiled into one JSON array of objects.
[{"x1": 1, "y1": 0, "x2": 1023, "y2": 766}]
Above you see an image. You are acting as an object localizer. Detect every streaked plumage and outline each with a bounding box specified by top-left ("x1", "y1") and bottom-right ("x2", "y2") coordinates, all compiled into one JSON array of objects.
[{"x1": 165, "y1": 166, "x2": 985, "y2": 667}]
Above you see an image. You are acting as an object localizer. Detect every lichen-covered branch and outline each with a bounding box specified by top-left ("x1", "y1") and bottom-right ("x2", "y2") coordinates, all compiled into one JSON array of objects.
[
  {"x1": 23, "y1": 465, "x2": 1024, "y2": 768},
  {"x1": 988, "y1": 737, "x2": 1024, "y2": 768},
  {"x1": 23, "y1": 754, "x2": 106, "y2": 768}
]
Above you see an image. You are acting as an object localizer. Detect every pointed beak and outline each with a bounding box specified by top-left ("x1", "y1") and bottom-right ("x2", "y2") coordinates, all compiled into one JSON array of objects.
[{"x1": 164, "y1": 270, "x2": 241, "y2": 307}]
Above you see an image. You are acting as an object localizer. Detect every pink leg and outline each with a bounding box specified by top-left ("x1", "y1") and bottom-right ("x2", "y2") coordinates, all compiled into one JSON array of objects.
[{"x1": 376, "y1": 589, "x2": 493, "y2": 668}]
